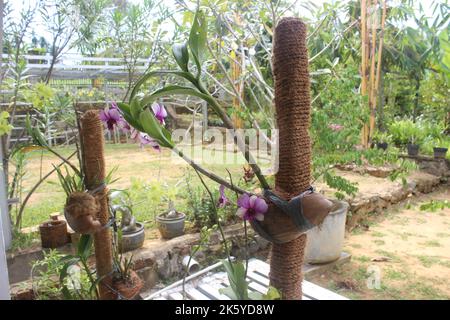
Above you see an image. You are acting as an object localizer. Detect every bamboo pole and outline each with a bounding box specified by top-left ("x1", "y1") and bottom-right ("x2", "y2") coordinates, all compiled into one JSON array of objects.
[
  {"x1": 80, "y1": 110, "x2": 115, "y2": 300},
  {"x1": 373, "y1": 0, "x2": 387, "y2": 130},
  {"x1": 360, "y1": 0, "x2": 369, "y2": 147},
  {"x1": 368, "y1": 0, "x2": 379, "y2": 142},
  {"x1": 231, "y1": 49, "x2": 243, "y2": 129}
]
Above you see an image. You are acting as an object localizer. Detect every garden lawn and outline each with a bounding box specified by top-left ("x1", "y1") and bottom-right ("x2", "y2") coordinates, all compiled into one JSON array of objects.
[
  {"x1": 309, "y1": 187, "x2": 450, "y2": 300},
  {"x1": 12, "y1": 143, "x2": 262, "y2": 230}
]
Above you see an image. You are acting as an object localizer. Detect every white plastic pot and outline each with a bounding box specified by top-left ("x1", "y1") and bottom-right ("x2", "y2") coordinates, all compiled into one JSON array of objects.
[{"x1": 304, "y1": 200, "x2": 349, "y2": 264}]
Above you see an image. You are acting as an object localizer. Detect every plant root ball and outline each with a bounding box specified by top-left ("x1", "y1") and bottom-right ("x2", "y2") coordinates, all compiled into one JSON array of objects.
[{"x1": 65, "y1": 192, "x2": 102, "y2": 234}]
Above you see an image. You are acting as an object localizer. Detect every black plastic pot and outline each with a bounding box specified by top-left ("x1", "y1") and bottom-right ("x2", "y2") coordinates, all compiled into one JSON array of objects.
[
  {"x1": 433, "y1": 147, "x2": 448, "y2": 159},
  {"x1": 376, "y1": 142, "x2": 388, "y2": 151},
  {"x1": 407, "y1": 144, "x2": 419, "y2": 156}
]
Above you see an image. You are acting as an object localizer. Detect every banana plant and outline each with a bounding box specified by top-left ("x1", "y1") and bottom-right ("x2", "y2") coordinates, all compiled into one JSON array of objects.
[{"x1": 117, "y1": 9, "x2": 269, "y2": 189}]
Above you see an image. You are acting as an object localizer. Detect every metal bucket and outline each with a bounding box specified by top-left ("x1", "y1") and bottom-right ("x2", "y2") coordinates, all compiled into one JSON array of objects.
[{"x1": 304, "y1": 200, "x2": 349, "y2": 264}]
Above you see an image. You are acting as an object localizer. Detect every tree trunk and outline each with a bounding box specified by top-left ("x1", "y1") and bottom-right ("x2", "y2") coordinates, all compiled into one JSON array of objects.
[{"x1": 377, "y1": 69, "x2": 385, "y2": 131}]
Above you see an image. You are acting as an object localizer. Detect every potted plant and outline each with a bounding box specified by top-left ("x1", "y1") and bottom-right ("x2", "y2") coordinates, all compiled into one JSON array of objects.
[
  {"x1": 389, "y1": 119, "x2": 423, "y2": 155},
  {"x1": 372, "y1": 131, "x2": 391, "y2": 151},
  {"x1": 39, "y1": 214, "x2": 69, "y2": 249},
  {"x1": 111, "y1": 252, "x2": 143, "y2": 300},
  {"x1": 433, "y1": 138, "x2": 448, "y2": 159},
  {"x1": 406, "y1": 124, "x2": 423, "y2": 157},
  {"x1": 110, "y1": 190, "x2": 145, "y2": 252},
  {"x1": 156, "y1": 200, "x2": 186, "y2": 239}
]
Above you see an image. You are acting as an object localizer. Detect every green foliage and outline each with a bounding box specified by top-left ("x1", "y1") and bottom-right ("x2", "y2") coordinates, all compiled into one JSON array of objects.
[
  {"x1": 420, "y1": 200, "x2": 450, "y2": 212},
  {"x1": 311, "y1": 65, "x2": 368, "y2": 153},
  {"x1": 118, "y1": 99, "x2": 174, "y2": 148},
  {"x1": 189, "y1": 10, "x2": 207, "y2": 78},
  {"x1": 0, "y1": 112, "x2": 13, "y2": 136},
  {"x1": 112, "y1": 250, "x2": 134, "y2": 282},
  {"x1": 22, "y1": 82, "x2": 55, "y2": 111},
  {"x1": 372, "y1": 131, "x2": 392, "y2": 144},
  {"x1": 31, "y1": 245, "x2": 97, "y2": 300},
  {"x1": 388, "y1": 159, "x2": 418, "y2": 186},
  {"x1": 58, "y1": 234, "x2": 99, "y2": 300},
  {"x1": 220, "y1": 260, "x2": 249, "y2": 300},
  {"x1": 388, "y1": 119, "x2": 425, "y2": 146},
  {"x1": 184, "y1": 172, "x2": 237, "y2": 228},
  {"x1": 323, "y1": 171, "x2": 358, "y2": 200},
  {"x1": 52, "y1": 165, "x2": 84, "y2": 197}
]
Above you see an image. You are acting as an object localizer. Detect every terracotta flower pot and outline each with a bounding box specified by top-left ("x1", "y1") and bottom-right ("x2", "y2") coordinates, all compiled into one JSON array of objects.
[{"x1": 112, "y1": 270, "x2": 143, "y2": 300}]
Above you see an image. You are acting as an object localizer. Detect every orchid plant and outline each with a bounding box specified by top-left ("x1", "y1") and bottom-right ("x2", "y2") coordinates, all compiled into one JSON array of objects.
[
  {"x1": 100, "y1": 10, "x2": 271, "y2": 222},
  {"x1": 98, "y1": 9, "x2": 274, "y2": 299}
]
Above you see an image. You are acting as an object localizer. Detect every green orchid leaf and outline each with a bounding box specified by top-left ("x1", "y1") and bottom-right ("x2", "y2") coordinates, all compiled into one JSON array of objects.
[
  {"x1": 189, "y1": 10, "x2": 207, "y2": 78},
  {"x1": 59, "y1": 257, "x2": 81, "y2": 300},
  {"x1": 139, "y1": 108, "x2": 174, "y2": 148},
  {"x1": 222, "y1": 259, "x2": 248, "y2": 300},
  {"x1": 219, "y1": 286, "x2": 238, "y2": 300},
  {"x1": 172, "y1": 42, "x2": 190, "y2": 72},
  {"x1": 140, "y1": 85, "x2": 213, "y2": 108},
  {"x1": 129, "y1": 70, "x2": 198, "y2": 102},
  {"x1": 130, "y1": 97, "x2": 142, "y2": 121},
  {"x1": 77, "y1": 234, "x2": 93, "y2": 260},
  {"x1": 117, "y1": 102, "x2": 144, "y2": 132},
  {"x1": 248, "y1": 291, "x2": 264, "y2": 300},
  {"x1": 117, "y1": 102, "x2": 131, "y2": 116},
  {"x1": 263, "y1": 286, "x2": 281, "y2": 300}
]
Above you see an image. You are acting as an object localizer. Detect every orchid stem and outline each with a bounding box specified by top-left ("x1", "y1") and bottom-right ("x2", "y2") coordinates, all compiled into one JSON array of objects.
[{"x1": 172, "y1": 146, "x2": 247, "y2": 195}]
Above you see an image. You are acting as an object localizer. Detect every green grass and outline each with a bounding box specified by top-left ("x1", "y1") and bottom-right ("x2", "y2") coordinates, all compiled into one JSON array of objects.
[
  {"x1": 371, "y1": 231, "x2": 386, "y2": 238},
  {"x1": 406, "y1": 281, "x2": 448, "y2": 299},
  {"x1": 420, "y1": 240, "x2": 442, "y2": 247},
  {"x1": 354, "y1": 255, "x2": 371, "y2": 263},
  {"x1": 436, "y1": 232, "x2": 450, "y2": 238},
  {"x1": 385, "y1": 268, "x2": 408, "y2": 281},
  {"x1": 374, "y1": 249, "x2": 402, "y2": 262},
  {"x1": 416, "y1": 255, "x2": 450, "y2": 268},
  {"x1": 14, "y1": 143, "x2": 250, "y2": 230}
]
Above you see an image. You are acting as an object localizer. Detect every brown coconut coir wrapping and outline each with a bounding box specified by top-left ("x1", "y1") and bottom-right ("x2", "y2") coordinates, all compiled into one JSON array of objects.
[
  {"x1": 65, "y1": 192, "x2": 102, "y2": 234},
  {"x1": 80, "y1": 109, "x2": 115, "y2": 299},
  {"x1": 268, "y1": 17, "x2": 317, "y2": 300},
  {"x1": 255, "y1": 17, "x2": 331, "y2": 244}
]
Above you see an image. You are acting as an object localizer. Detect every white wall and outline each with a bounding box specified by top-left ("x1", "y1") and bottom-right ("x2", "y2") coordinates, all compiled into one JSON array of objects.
[
  {"x1": 0, "y1": 143, "x2": 11, "y2": 249},
  {"x1": 0, "y1": 141, "x2": 11, "y2": 299},
  {"x1": 0, "y1": 195, "x2": 10, "y2": 300}
]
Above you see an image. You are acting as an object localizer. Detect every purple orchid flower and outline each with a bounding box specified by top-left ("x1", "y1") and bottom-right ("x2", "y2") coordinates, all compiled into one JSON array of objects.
[
  {"x1": 130, "y1": 128, "x2": 160, "y2": 152},
  {"x1": 218, "y1": 185, "x2": 229, "y2": 208},
  {"x1": 99, "y1": 102, "x2": 129, "y2": 132},
  {"x1": 151, "y1": 103, "x2": 168, "y2": 124},
  {"x1": 236, "y1": 194, "x2": 268, "y2": 222}
]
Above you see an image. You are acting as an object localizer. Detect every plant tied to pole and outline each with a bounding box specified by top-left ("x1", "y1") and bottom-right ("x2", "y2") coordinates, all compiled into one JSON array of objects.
[
  {"x1": 111, "y1": 10, "x2": 334, "y2": 299},
  {"x1": 116, "y1": 10, "x2": 332, "y2": 243}
]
